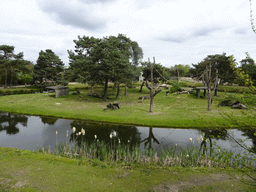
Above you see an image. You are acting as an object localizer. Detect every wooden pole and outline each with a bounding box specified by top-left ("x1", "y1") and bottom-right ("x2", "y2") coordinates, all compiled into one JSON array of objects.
[
  {"x1": 208, "y1": 64, "x2": 212, "y2": 111},
  {"x1": 149, "y1": 57, "x2": 154, "y2": 112}
]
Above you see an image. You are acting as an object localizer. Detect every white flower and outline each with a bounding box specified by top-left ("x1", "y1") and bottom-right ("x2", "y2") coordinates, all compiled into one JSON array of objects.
[
  {"x1": 118, "y1": 139, "x2": 121, "y2": 144},
  {"x1": 110, "y1": 134, "x2": 112, "y2": 139},
  {"x1": 249, "y1": 145, "x2": 252, "y2": 149},
  {"x1": 78, "y1": 132, "x2": 81, "y2": 135},
  {"x1": 175, "y1": 144, "x2": 177, "y2": 146},
  {"x1": 197, "y1": 138, "x2": 200, "y2": 143},
  {"x1": 186, "y1": 154, "x2": 189, "y2": 158},
  {"x1": 94, "y1": 135, "x2": 97, "y2": 139},
  {"x1": 73, "y1": 127, "x2": 76, "y2": 133},
  {"x1": 128, "y1": 140, "x2": 130, "y2": 143},
  {"x1": 113, "y1": 131, "x2": 116, "y2": 137},
  {"x1": 81, "y1": 128, "x2": 85, "y2": 135},
  {"x1": 189, "y1": 138, "x2": 192, "y2": 142},
  {"x1": 66, "y1": 130, "x2": 68, "y2": 137},
  {"x1": 200, "y1": 136, "x2": 204, "y2": 141},
  {"x1": 56, "y1": 131, "x2": 58, "y2": 135},
  {"x1": 205, "y1": 139, "x2": 208, "y2": 143}
]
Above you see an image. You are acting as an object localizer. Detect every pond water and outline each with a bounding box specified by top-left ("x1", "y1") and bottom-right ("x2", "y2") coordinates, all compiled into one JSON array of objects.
[{"x1": 0, "y1": 111, "x2": 255, "y2": 156}]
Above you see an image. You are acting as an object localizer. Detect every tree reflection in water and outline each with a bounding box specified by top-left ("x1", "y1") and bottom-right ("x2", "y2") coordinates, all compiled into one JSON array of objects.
[
  {"x1": 40, "y1": 116, "x2": 58, "y2": 125},
  {"x1": 69, "y1": 121, "x2": 141, "y2": 148},
  {"x1": 199, "y1": 129, "x2": 228, "y2": 155},
  {"x1": 0, "y1": 112, "x2": 28, "y2": 135},
  {"x1": 140, "y1": 127, "x2": 159, "y2": 154}
]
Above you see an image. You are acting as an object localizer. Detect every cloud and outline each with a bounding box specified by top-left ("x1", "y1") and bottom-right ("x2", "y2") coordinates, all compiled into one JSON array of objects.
[
  {"x1": 158, "y1": 25, "x2": 225, "y2": 43},
  {"x1": 36, "y1": 0, "x2": 107, "y2": 31},
  {"x1": 233, "y1": 27, "x2": 249, "y2": 35},
  {"x1": 77, "y1": 0, "x2": 115, "y2": 4},
  {"x1": 158, "y1": 34, "x2": 187, "y2": 43},
  {"x1": 192, "y1": 26, "x2": 223, "y2": 37}
]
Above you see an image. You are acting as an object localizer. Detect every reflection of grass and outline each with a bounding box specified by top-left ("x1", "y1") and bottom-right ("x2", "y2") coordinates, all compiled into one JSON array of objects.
[{"x1": 0, "y1": 85, "x2": 255, "y2": 128}]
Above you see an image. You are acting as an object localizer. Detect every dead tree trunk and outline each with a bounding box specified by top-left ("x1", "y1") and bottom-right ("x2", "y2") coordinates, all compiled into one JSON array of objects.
[
  {"x1": 116, "y1": 83, "x2": 120, "y2": 99},
  {"x1": 139, "y1": 80, "x2": 145, "y2": 92},
  {"x1": 103, "y1": 78, "x2": 108, "y2": 102},
  {"x1": 91, "y1": 85, "x2": 94, "y2": 94},
  {"x1": 124, "y1": 83, "x2": 127, "y2": 96},
  {"x1": 150, "y1": 57, "x2": 154, "y2": 113}
]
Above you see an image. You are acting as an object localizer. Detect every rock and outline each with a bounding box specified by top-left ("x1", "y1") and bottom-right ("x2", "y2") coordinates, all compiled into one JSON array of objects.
[
  {"x1": 139, "y1": 96, "x2": 150, "y2": 100},
  {"x1": 105, "y1": 102, "x2": 120, "y2": 110},
  {"x1": 113, "y1": 101, "x2": 121, "y2": 109},
  {"x1": 219, "y1": 100, "x2": 231, "y2": 107},
  {"x1": 231, "y1": 103, "x2": 248, "y2": 109}
]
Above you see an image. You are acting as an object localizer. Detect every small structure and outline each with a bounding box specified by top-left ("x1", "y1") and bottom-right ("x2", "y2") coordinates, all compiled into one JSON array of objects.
[{"x1": 46, "y1": 86, "x2": 69, "y2": 98}]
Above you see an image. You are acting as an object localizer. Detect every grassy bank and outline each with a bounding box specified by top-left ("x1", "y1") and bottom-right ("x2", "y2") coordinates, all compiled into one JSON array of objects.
[
  {"x1": 0, "y1": 85, "x2": 255, "y2": 128},
  {"x1": 0, "y1": 147, "x2": 255, "y2": 191}
]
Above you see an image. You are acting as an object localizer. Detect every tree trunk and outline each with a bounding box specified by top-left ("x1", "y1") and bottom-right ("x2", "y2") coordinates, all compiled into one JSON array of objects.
[
  {"x1": 124, "y1": 83, "x2": 127, "y2": 96},
  {"x1": 103, "y1": 78, "x2": 108, "y2": 102},
  {"x1": 138, "y1": 81, "x2": 145, "y2": 92},
  {"x1": 113, "y1": 82, "x2": 117, "y2": 90},
  {"x1": 149, "y1": 58, "x2": 154, "y2": 113},
  {"x1": 5, "y1": 67, "x2": 7, "y2": 88},
  {"x1": 116, "y1": 83, "x2": 120, "y2": 99},
  {"x1": 207, "y1": 64, "x2": 212, "y2": 111},
  {"x1": 10, "y1": 68, "x2": 13, "y2": 88},
  {"x1": 91, "y1": 85, "x2": 94, "y2": 94}
]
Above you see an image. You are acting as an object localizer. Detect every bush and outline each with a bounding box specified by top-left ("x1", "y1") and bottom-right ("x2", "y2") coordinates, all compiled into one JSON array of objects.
[{"x1": 169, "y1": 81, "x2": 182, "y2": 93}]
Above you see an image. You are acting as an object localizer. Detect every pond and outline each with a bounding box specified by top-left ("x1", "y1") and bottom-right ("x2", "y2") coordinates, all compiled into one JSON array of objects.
[{"x1": 0, "y1": 111, "x2": 255, "y2": 156}]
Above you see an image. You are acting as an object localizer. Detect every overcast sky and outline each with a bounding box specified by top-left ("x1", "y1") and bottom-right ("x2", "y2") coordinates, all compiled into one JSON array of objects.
[{"x1": 1, "y1": 0, "x2": 256, "y2": 68}]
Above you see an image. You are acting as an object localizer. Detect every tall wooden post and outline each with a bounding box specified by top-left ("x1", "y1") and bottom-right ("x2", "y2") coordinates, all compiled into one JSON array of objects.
[
  {"x1": 208, "y1": 64, "x2": 212, "y2": 111},
  {"x1": 149, "y1": 57, "x2": 154, "y2": 113}
]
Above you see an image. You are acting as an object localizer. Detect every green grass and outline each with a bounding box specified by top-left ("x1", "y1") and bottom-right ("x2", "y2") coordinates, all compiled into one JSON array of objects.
[
  {"x1": 0, "y1": 85, "x2": 255, "y2": 128},
  {"x1": 0, "y1": 147, "x2": 255, "y2": 191}
]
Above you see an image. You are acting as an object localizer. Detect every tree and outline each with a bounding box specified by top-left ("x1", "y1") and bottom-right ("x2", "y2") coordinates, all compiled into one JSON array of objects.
[
  {"x1": 0, "y1": 45, "x2": 26, "y2": 88},
  {"x1": 33, "y1": 49, "x2": 65, "y2": 92},
  {"x1": 139, "y1": 61, "x2": 169, "y2": 92},
  {"x1": 170, "y1": 64, "x2": 191, "y2": 82},
  {"x1": 229, "y1": 55, "x2": 256, "y2": 92},
  {"x1": 190, "y1": 53, "x2": 236, "y2": 85},
  {"x1": 68, "y1": 34, "x2": 143, "y2": 101},
  {"x1": 240, "y1": 52, "x2": 256, "y2": 85}
]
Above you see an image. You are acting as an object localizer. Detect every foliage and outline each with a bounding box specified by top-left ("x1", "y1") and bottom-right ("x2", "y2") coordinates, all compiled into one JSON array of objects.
[
  {"x1": 229, "y1": 55, "x2": 256, "y2": 93},
  {"x1": 190, "y1": 53, "x2": 236, "y2": 84},
  {"x1": 33, "y1": 49, "x2": 66, "y2": 91},
  {"x1": 169, "y1": 80, "x2": 182, "y2": 93},
  {"x1": 240, "y1": 52, "x2": 256, "y2": 85},
  {"x1": 0, "y1": 45, "x2": 31, "y2": 87},
  {"x1": 140, "y1": 61, "x2": 169, "y2": 83},
  {"x1": 68, "y1": 34, "x2": 143, "y2": 101},
  {"x1": 170, "y1": 64, "x2": 191, "y2": 77}
]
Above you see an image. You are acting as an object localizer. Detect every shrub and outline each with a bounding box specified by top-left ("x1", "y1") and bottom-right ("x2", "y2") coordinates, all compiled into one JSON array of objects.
[{"x1": 169, "y1": 81, "x2": 182, "y2": 93}]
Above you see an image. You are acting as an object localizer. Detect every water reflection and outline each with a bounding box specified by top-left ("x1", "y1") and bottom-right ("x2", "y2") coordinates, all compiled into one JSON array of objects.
[
  {"x1": 199, "y1": 129, "x2": 228, "y2": 155},
  {"x1": 141, "y1": 127, "x2": 159, "y2": 152},
  {"x1": 0, "y1": 112, "x2": 28, "y2": 135},
  {"x1": 0, "y1": 111, "x2": 255, "y2": 156},
  {"x1": 69, "y1": 121, "x2": 141, "y2": 148},
  {"x1": 41, "y1": 116, "x2": 58, "y2": 125}
]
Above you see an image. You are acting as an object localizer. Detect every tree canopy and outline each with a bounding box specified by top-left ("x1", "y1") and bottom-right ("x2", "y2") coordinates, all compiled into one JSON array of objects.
[
  {"x1": 68, "y1": 34, "x2": 143, "y2": 101},
  {"x1": 190, "y1": 53, "x2": 236, "y2": 84},
  {"x1": 0, "y1": 45, "x2": 31, "y2": 87},
  {"x1": 33, "y1": 49, "x2": 66, "y2": 91},
  {"x1": 240, "y1": 52, "x2": 256, "y2": 85}
]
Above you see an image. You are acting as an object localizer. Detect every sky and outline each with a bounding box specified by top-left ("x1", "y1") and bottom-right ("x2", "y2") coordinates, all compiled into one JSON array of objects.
[{"x1": 1, "y1": 0, "x2": 256, "y2": 68}]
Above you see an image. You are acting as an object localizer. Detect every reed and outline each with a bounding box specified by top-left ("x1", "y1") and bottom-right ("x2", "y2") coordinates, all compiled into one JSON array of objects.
[{"x1": 39, "y1": 133, "x2": 256, "y2": 169}]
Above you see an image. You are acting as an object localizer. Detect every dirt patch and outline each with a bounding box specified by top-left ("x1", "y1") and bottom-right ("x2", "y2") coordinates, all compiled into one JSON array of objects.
[{"x1": 153, "y1": 173, "x2": 240, "y2": 192}]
